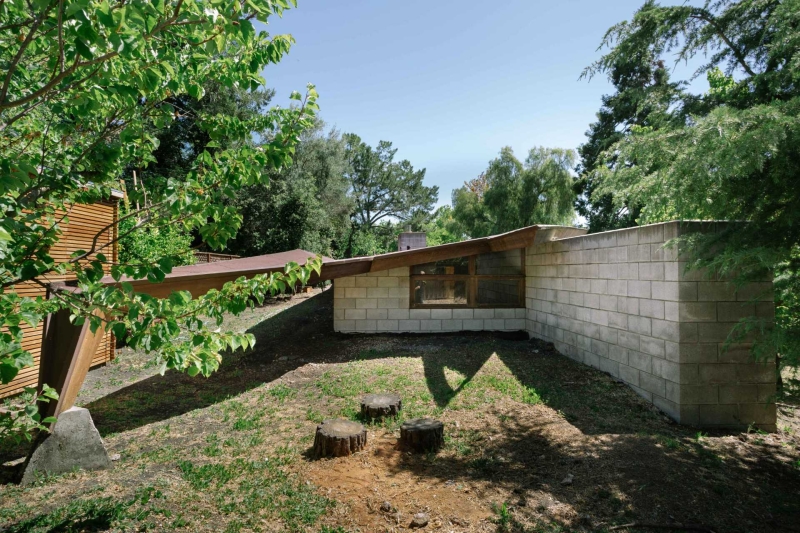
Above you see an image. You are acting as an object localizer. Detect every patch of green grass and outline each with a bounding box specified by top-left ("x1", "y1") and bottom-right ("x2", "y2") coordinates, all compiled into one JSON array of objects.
[{"x1": 267, "y1": 384, "x2": 296, "y2": 402}]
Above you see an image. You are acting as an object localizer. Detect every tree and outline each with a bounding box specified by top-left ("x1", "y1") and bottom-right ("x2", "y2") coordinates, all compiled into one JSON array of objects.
[
  {"x1": 576, "y1": 51, "x2": 688, "y2": 233},
  {"x1": 452, "y1": 147, "x2": 576, "y2": 238},
  {"x1": 342, "y1": 134, "x2": 438, "y2": 256},
  {"x1": 0, "y1": 0, "x2": 320, "y2": 439},
  {"x1": 226, "y1": 122, "x2": 353, "y2": 258},
  {"x1": 586, "y1": 0, "x2": 800, "y2": 374},
  {"x1": 424, "y1": 206, "x2": 464, "y2": 246}
]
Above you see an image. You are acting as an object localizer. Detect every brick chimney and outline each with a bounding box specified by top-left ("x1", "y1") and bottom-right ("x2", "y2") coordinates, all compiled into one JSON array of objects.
[{"x1": 398, "y1": 226, "x2": 426, "y2": 251}]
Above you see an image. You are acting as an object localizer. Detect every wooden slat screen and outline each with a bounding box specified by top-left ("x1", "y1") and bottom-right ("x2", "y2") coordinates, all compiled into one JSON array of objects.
[{"x1": 0, "y1": 201, "x2": 119, "y2": 399}]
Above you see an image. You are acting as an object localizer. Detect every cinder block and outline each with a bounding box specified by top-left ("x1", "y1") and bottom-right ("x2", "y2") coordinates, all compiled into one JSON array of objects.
[
  {"x1": 651, "y1": 282, "x2": 679, "y2": 301},
  {"x1": 664, "y1": 262, "x2": 680, "y2": 281},
  {"x1": 591, "y1": 338, "x2": 610, "y2": 357},
  {"x1": 335, "y1": 319, "x2": 355, "y2": 332},
  {"x1": 608, "y1": 280, "x2": 627, "y2": 296},
  {"x1": 355, "y1": 320, "x2": 377, "y2": 332},
  {"x1": 484, "y1": 319, "x2": 506, "y2": 330},
  {"x1": 680, "y1": 323, "x2": 698, "y2": 343},
  {"x1": 665, "y1": 341, "x2": 680, "y2": 362},
  {"x1": 640, "y1": 299, "x2": 665, "y2": 319},
  {"x1": 410, "y1": 309, "x2": 431, "y2": 320},
  {"x1": 619, "y1": 297, "x2": 640, "y2": 315},
  {"x1": 356, "y1": 298, "x2": 378, "y2": 309},
  {"x1": 738, "y1": 403, "x2": 777, "y2": 428},
  {"x1": 453, "y1": 309, "x2": 473, "y2": 319},
  {"x1": 376, "y1": 319, "x2": 399, "y2": 331},
  {"x1": 398, "y1": 319, "x2": 421, "y2": 332},
  {"x1": 678, "y1": 384, "x2": 719, "y2": 405},
  {"x1": 757, "y1": 384, "x2": 777, "y2": 403},
  {"x1": 608, "y1": 311, "x2": 628, "y2": 330},
  {"x1": 367, "y1": 308, "x2": 388, "y2": 320},
  {"x1": 618, "y1": 263, "x2": 639, "y2": 280},
  {"x1": 336, "y1": 277, "x2": 356, "y2": 288},
  {"x1": 388, "y1": 309, "x2": 410, "y2": 320},
  {"x1": 619, "y1": 331, "x2": 640, "y2": 350},
  {"x1": 420, "y1": 320, "x2": 442, "y2": 331},
  {"x1": 665, "y1": 301, "x2": 679, "y2": 321},
  {"x1": 584, "y1": 293, "x2": 600, "y2": 309},
  {"x1": 628, "y1": 351, "x2": 652, "y2": 373},
  {"x1": 630, "y1": 384, "x2": 653, "y2": 402},
  {"x1": 344, "y1": 287, "x2": 367, "y2": 299},
  {"x1": 719, "y1": 384, "x2": 758, "y2": 404},
  {"x1": 431, "y1": 309, "x2": 452, "y2": 320},
  {"x1": 628, "y1": 315, "x2": 652, "y2": 336},
  {"x1": 697, "y1": 282, "x2": 736, "y2": 301},
  {"x1": 387, "y1": 267, "x2": 409, "y2": 277},
  {"x1": 366, "y1": 270, "x2": 388, "y2": 277},
  {"x1": 717, "y1": 343, "x2": 752, "y2": 363},
  {"x1": 495, "y1": 309, "x2": 517, "y2": 319},
  {"x1": 599, "y1": 357, "x2": 619, "y2": 377},
  {"x1": 345, "y1": 308, "x2": 366, "y2": 320},
  {"x1": 474, "y1": 309, "x2": 495, "y2": 319},
  {"x1": 442, "y1": 319, "x2": 464, "y2": 331},
  {"x1": 652, "y1": 358, "x2": 680, "y2": 382},
  {"x1": 598, "y1": 263, "x2": 618, "y2": 279},
  {"x1": 388, "y1": 287, "x2": 408, "y2": 298},
  {"x1": 699, "y1": 364, "x2": 737, "y2": 384},
  {"x1": 599, "y1": 295, "x2": 618, "y2": 311},
  {"x1": 366, "y1": 287, "x2": 389, "y2": 299},
  {"x1": 355, "y1": 276, "x2": 378, "y2": 288},
  {"x1": 639, "y1": 224, "x2": 665, "y2": 244},
  {"x1": 652, "y1": 319, "x2": 680, "y2": 342},
  {"x1": 591, "y1": 279, "x2": 609, "y2": 294},
  {"x1": 337, "y1": 298, "x2": 356, "y2": 309},
  {"x1": 640, "y1": 336, "x2": 666, "y2": 358},
  {"x1": 717, "y1": 302, "x2": 755, "y2": 322},
  {"x1": 619, "y1": 364, "x2": 639, "y2": 385},
  {"x1": 697, "y1": 322, "x2": 736, "y2": 343},
  {"x1": 616, "y1": 228, "x2": 639, "y2": 247},
  {"x1": 334, "y1": 308, "x2": 345, "y2": 320},
  {"x1": 463, "y1": 319, "x2": 484, "y2": 330},
  {"x1": 505, "y1": 319, "x2": 526, "y2": 330},
  {"x1": 628, "y1": 280, "x2": 651, "y2": 299},
  {"x1": 639, "y1": 262, "x2": 665, "y2": 281},
  {"x1": 698, "y1": 404, "x2": 739, "y2": 426},
  {"x1": 679, "y1": 302, "x2": 717, "y2": 322},
  {"x1": 736, "y1": 362, "x2": 776, "y2": 383},
  {"x1": 653, "y1": 396, "x2": 680, "y2": 420},
  {"x1": 377, "y1": 276, "x2": 400, "y2": 288},
  {"x1": 334, "y1": 286, "x2": 346, "y2": 299},
  {"x1": 639, "y1": 373, "x2": 666, "y2": 397},
  {"x1": 680, "y1": 343, "x2": 718, "y2": 364},
  {"x1": 736, "y1": 282, "x2": 774, "y2": 302}
]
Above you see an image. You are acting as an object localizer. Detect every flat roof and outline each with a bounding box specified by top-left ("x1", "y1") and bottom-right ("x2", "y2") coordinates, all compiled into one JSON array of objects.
[{"x1": 107, "y1": 225, "x2": 584, "y2": 298}]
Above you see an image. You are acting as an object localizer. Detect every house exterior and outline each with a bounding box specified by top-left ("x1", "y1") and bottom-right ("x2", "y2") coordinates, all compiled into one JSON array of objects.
[
  {"x1": 1, "y1": 198, "x2": 121, "y2": 399},
  {"x1": 331, "y1": 222, "x2": 777, "y2": 431}
]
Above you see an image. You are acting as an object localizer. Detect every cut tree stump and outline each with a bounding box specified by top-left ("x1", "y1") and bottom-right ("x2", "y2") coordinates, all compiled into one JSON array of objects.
[
  {"x1": 360, "y1": 393, "x2": 402, "y2": 420},
  {"x1": 313, "y1": 419, "x2": 367, "y2": 458},
  {"x1": 400, "y1": 418, "x2": 444, "y2": 453}
]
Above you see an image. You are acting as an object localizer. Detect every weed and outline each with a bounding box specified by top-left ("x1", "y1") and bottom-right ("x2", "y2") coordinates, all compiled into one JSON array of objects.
[
  {"x1": 268, "y1": 384, "x2": 296, "y2": 402},
  {"x1": 492, "y1": 502, "x2": 512, "y2": 532}
]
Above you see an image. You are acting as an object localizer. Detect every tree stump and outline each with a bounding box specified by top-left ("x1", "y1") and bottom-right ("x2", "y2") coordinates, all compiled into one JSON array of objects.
[
  {"x1": 360, "y1": 393, "x2": 402, "y2": 420},
  {"x1": 400, "y1": 418, "x2": 444, "y2": 453},
  {"x1": 313, "y1": 419, "x2": 367, "y2": 458}
]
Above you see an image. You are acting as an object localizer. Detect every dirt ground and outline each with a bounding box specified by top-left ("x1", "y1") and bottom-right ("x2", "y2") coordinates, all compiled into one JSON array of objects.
[{"x1": 1, "y1": 287, "x2": 799, "y2": 533}]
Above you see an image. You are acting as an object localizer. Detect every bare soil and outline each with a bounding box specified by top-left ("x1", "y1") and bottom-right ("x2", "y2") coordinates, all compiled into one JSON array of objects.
[{"x1": 1, "y1": 287, "x2": 798, "y2": 533}]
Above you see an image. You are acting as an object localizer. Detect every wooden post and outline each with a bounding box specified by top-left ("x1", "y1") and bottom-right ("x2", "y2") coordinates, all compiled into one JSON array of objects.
[{"x1": 37, "y1": 284, "x2": 107, "y2": 421}]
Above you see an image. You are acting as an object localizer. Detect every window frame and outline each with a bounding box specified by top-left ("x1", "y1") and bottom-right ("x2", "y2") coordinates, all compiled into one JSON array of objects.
[{"x1": 409, "y1": 249, "x2": 525, "y2": 309}]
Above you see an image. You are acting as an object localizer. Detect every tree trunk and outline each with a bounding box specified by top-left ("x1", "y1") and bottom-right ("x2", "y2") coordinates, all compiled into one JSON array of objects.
[
  {"x1": 400, "y1": 418, "x2": 444, "y2": 453},
  {"x1": 313, "y1": 419, "x2": 367, "y2": 458},
  {"x1": 360, "y1": 393, "x2": 402, "y2": 420}
]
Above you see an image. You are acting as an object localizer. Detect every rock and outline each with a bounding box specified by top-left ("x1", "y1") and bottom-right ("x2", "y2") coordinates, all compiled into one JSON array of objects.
[
  {"x1": 380, "y1": 501, "x2": 392, "y2": 512},
  {"x1": 21, "y1": 407, "x2": 110, "y2": 485},
  {"x1": 561, "y1": 473, "x2": 574, "y2": 486},
  {"x1": 109, "y1": 453, "x2": 121, "y2": 461},
  {"x1": 410, "y1": 512, "x2": 429, "y2": 528}
]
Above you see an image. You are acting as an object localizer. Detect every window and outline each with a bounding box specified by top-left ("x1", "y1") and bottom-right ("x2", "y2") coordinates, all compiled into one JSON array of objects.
[{"x1": 410, "y1": 249, "x2": 525, "y2": 308}]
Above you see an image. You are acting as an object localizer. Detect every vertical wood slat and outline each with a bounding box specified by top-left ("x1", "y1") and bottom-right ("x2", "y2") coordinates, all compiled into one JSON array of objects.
[{"x1": 0, "y1": 201, "x2": 118, "y2": 399}]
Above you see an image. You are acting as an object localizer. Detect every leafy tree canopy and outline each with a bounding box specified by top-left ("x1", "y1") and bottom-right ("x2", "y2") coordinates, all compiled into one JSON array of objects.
[
  {"x1": 342, "y1": 134, "x2": 438, "y2": 256},
  {"x1": 0, "y1": 0, "x2": 320, "y2": 438},
  {"x1": 587, "y1": 0, "x2": 800, "y2": 371},
  {"x1": 452, "y1": 147, "x2": 576, "y2": 238}
]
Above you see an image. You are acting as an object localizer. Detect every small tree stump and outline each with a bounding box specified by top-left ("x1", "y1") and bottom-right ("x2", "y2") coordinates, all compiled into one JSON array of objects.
[
  {"x1": 313, "y1": 419, "x2": 367, "y2": 458},
  {"x1": 400, "y1": 418, "x2": 444, "y2": 453},
  {"x1": 361, "y1": 393, "x2": 402, "y2": 420}
]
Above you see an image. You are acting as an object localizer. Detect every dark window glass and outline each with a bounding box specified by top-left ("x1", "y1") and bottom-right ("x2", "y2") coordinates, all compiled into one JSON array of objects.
[
  {"x1": 476, "y1": 279, "x2": 521, "y2": 306},
  {"x1": 475, "y1": 250, "x2": 523, "y2": 275},
  {"x1": 411, "y1": 256, "x2": 469, "y2": 275},
  {"x1": 413, "y1": 279, "x2": 468, "y2": 306}
]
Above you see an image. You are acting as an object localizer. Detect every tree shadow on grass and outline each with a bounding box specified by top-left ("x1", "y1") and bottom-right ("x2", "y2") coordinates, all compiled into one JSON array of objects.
[{"x1": 83, "y1": 290, "x2": 345, "y2": 437}]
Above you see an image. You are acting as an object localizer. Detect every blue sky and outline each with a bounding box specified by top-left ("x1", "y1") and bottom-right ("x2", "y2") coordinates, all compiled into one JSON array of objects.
[{"x1": 262, "y1": 1, "x2": 705, "y2": 208}]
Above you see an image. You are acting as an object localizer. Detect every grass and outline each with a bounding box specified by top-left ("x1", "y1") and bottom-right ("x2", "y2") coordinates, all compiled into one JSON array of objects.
[{"x1": 2, "y1": 291, "x2": 798, "y2": 532}]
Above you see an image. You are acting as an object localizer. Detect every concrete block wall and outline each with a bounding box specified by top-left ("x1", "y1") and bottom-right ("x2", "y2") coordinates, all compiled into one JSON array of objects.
[
  {"x1": 526, "y1": 222, "x2": 777, "y2": 431},
  {"x1": 333, "y1": 267, "x2": 526, "y2": 333}
]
